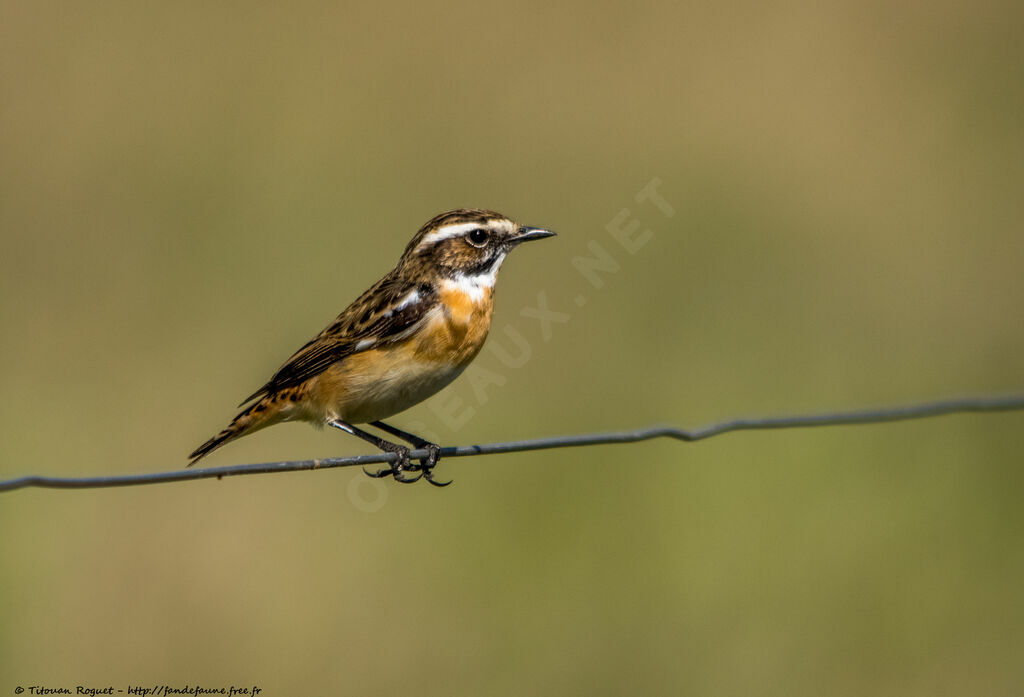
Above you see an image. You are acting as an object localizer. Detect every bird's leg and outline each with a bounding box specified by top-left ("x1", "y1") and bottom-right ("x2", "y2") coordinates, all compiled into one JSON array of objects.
[
  {"x1": 370, "y1": 421, "x2": 450, "y2": 487},
  {"x1": 327, "y1": 420, "x2": 421, "y2": 483}
]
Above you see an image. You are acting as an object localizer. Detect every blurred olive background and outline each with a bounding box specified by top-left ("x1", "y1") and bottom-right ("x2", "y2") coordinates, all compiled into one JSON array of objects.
[{"x1": 2, "y1": 1, "x2": 1023, "y2": 694}]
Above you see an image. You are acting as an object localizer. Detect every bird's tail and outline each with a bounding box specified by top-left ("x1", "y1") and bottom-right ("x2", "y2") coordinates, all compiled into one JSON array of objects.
[{"x1": 188, "y1": 396, "x2": 281, "y2": 466}]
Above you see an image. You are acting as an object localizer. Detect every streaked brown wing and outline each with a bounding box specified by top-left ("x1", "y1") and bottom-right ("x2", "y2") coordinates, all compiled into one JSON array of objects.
[{"x1": 238, "y1": 275, "x2": 437, "y2": 405}]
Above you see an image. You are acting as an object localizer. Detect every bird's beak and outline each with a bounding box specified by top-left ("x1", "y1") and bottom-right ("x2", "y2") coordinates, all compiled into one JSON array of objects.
[{"x1": 513, "y1": 226, "x2": 557, "y2": 244}]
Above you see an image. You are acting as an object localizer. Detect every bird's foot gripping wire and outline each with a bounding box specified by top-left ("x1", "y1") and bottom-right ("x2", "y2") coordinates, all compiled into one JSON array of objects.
[
  {"x1": 362, "y1": 442, "x2": 451, "y2": 486},
  {"x1": 414, "y1": 442, "x2": 451, "y2": 488},
  {"x1": 367, "y1": 421, "x2": 451, "y2": 487},
  {"x1": 362, "y1": 442, "x2": 422, "y2": 484},
  {"x1": 329, "y1": 419, "x2": 451, "y2": 487}
]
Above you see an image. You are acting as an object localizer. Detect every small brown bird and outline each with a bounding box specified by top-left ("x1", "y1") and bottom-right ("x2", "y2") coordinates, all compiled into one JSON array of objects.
[{"x1": 189, "y1": 209, "x2": 555, "y2": 485}]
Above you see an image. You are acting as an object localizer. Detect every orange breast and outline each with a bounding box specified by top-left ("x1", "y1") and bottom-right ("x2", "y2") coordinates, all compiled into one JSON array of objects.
[
  {"x1": 414, "y1": 283, "x2": 494, "y2": 363},
  {"x1": 306, "y1": 285, "x2": 495, "y2": 423}
]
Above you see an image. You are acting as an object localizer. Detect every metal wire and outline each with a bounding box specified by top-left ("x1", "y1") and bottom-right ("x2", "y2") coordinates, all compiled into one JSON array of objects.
[{"x1": 1, "y1": 393, "x2": 1022, "y2": 493}]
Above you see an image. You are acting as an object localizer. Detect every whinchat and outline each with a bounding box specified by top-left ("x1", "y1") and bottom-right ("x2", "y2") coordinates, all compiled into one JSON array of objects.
[{"x1": 189, "y1": 209, "x2": 556, "y2": 486}]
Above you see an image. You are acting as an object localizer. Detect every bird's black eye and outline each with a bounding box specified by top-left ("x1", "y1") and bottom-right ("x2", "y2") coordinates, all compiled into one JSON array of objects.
[{"x1": 468, "y1": 228, "x2": 490, "y2": 246}]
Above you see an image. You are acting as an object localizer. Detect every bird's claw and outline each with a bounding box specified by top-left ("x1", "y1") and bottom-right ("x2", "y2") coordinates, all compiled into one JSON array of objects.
[
  {"x1": 360, "y1": 441, "x2": 451, "y2": 486},
  {"x1": 361, "y1": 446, "x2": 422, "y2": 483},
  {"x1": 393, "y1": 469, "x2": 423, "y2": 483},
  {"x1": 422, "y1": 471, "x2": 452, "y2": 487},
  {"x1": 415, "y1": 443, "x2": 451, "y2": 487},
  {"x1": 360, "y1": 466, "x2": 422, "y2": 483}
]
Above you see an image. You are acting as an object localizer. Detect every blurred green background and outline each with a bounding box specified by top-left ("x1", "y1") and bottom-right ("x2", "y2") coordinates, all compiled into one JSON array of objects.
[{"x1": 2, "y1": 1, "x2": 1023, "y2": 694}]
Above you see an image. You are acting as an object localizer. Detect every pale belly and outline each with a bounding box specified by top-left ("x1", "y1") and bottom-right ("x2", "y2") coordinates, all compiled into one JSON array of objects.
[{"x1": 330, "y1": 355, "x2": 469, "y2": 423}]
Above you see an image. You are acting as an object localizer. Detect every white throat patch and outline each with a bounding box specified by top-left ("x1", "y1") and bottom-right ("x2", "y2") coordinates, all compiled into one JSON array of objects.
[{"x1": 443, "y1": 253, "x2": 508, "y2": 303}]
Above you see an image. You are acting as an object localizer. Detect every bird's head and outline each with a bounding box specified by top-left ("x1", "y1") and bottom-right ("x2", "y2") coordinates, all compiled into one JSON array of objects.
[{"x1": 400, "y1": 209, "x2": 555, "y2": 283}]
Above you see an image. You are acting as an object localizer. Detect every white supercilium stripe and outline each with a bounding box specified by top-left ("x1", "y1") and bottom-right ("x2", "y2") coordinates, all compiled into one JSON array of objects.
[{"x1": 415, "y1": 222, "x2": 483, "y2": 251}]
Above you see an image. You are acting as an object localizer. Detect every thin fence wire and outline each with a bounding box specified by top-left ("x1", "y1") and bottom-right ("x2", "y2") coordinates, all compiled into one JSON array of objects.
[{"x1": 1, "y1": 393, "x2": 1022, "y2": 493}]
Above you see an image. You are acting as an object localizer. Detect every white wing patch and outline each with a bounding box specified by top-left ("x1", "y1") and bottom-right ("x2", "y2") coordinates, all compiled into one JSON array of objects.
[
  {"x1": 380, "y1": 288, "x2": 422, "y2": 320},
  {"x1": 354, "y1": 288, "x2": 431, "y2": 352},
  {"x1": 394, "y1": 289, "x2": 421, "y2": 312}
]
